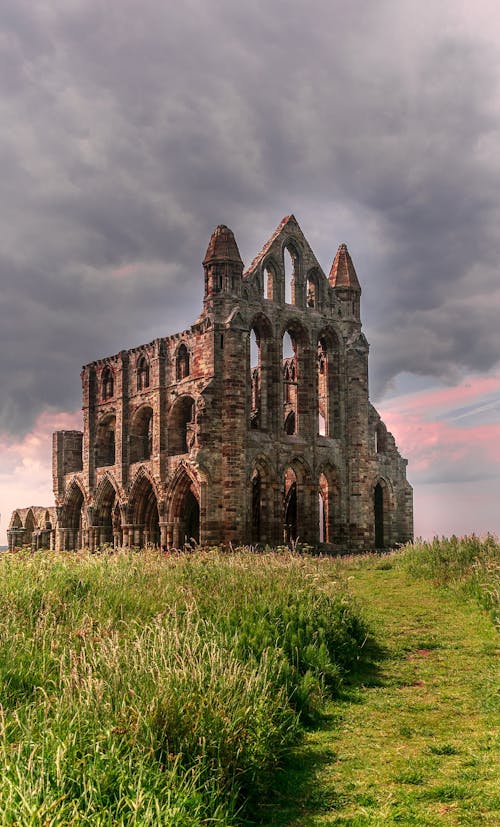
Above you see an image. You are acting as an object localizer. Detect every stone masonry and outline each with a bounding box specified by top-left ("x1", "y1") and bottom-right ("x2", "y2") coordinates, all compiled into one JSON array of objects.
[{"x1": 8, "y1": 215, "x2": 413, "y2": 552}]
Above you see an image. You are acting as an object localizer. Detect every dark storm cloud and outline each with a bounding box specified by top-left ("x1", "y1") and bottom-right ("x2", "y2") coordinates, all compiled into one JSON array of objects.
[{"x1": 1, "y1": 0, "x2": 500, "y2": 433}]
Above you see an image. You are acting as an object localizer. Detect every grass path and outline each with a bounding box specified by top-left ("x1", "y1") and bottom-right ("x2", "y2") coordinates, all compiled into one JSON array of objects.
[{"x1": 263, "y1": 559, "x2": 499, "y2": 826}]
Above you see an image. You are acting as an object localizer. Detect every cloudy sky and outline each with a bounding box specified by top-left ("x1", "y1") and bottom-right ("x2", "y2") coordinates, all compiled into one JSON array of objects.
[{"x1": 1, "y1": 0, "x2": 500, "y2": 543}]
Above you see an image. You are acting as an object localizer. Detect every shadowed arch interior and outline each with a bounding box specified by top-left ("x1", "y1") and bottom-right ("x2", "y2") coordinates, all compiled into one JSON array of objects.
[
  {"x1": 129, "y1": 475, "x2": 160, "y2": 547},
  {"x1": 169, "y1": 469, "x2": 200, "y2": 547}
]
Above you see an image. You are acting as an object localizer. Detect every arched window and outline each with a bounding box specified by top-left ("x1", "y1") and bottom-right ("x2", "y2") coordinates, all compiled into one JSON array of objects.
[
  {"x1": 283, "y1": 467, "x2": 298, "y2": 543},
  {"x1": 137, "y1": 356, "x2": 150, "y2": 390},
  {"x1": 307, "y1": 271, "x2": 319, "y2": 308},
  {"x1": 250, "y1": 329, "x2": 260, "y2": 428},
  {"x1": 130, "y1": 407, "x2": 153, "y2": 462},
  {"x1": 317, "y1": 339, "x2": 327, "y2": 436},
  {"x1": 167, "y1": 396, "x2": 195, "y2": 455},
  {"x1": 262, "y1": 260, "x2": 276, "y2": 301},
  {"x1": 95, "y1": 415, "x2": 116, "y2": 467},
  {"x1": 176, "y1": 344, "x2": 190, "y2": 381},
  {"x1": 284, "y1": 247, "x2": 295, "y2": 305},
  {"x1": 251, "y1": 470, "x2": 262, "y2": 543},
  {"x1": 375, "y1": 422, "x2": 387, "y2": 454},
  {"x1": 102, "y1": 367, "x2": 114, "y2": 400},
  {"x1": 282, "y1": 331, "x2": 298, "y2": 434},
  {"x1": 316, "y1": 329, "x2": 341, "y2": 438}
]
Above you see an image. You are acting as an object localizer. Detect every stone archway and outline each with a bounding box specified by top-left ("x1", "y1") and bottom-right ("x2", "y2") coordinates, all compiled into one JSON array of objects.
[
  {"x1": 374, "y1": 479, "x2": 391, "y2": 548},
  {"x1": 94, "y1": 477, "x2": 120, "y2": 547},
  {"x1": 64, "y1": 482, "x2": 85, "y2": 550},
  {"x1": 284, "y1": 467, "x2": 298, "y2": 543},
  {"x1": 167, "y1": 468, "x2": 200, "y2": 548},
  {"x1": 128, "y1": 474, "x2": 160, "y2": 548}
]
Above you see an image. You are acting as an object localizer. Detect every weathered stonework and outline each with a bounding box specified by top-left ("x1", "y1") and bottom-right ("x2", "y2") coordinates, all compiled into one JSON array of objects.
[{"x1": 8, "y1": 215, "x2": 413, "y2": 552}]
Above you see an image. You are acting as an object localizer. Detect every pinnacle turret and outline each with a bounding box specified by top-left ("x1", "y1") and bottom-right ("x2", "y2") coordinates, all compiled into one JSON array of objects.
[
  {"x1": 328, "y1": 243, "x2": 361, "y2": 291},
  {"x1": 203, "y1": 225, "x2": 243, "y2": 266}
]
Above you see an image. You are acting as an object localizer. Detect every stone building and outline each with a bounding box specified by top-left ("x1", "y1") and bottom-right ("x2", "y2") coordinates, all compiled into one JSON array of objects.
[{"x1": 8, "y1": 215, "x2": 413, "y2": 552}]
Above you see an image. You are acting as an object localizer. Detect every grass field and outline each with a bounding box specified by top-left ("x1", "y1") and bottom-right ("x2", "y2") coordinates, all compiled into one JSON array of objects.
[
  {"x1": 0, "y1": 538, "x2": 498, "y2": 825},
  {"x1": 265, "y1": 537, "x2": 499, "y2": 826}
]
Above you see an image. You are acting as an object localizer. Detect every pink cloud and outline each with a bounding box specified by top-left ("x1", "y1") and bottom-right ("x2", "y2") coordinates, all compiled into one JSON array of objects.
[
  {"x1": 0, "y1": 409, "x2": 81, "y2": 545},
  {"x1": 382, "y1": 371, "x2": 500, "y2": 420}
]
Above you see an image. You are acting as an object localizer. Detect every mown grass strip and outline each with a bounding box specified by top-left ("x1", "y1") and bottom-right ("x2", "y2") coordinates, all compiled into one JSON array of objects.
[{"x1": 268, "y1": 544, "x2": 499, "y2": 826}]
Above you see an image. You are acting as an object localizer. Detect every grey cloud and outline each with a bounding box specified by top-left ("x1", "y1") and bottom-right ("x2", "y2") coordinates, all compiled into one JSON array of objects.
[{"x1": 1, "y1": 0, "x2": 500, "y2": 433}]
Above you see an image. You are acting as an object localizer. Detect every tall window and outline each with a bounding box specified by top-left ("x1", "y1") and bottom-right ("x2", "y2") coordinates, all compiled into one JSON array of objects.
[
  {"x1": 282, "y1": 331, "x2": 297, "y2": 434},
  {"x1": 317, "y1": 339, "x2": 327, "y2": 436},
  {"x1": 137, "y1": 356, "x2": 150, "y2": 390},
  {"x1": 168, "y1": 396, "x2": 195, "y2": 455},
  {"x1": 307, "y1": 271, "x2": 319, "y2": 308},
  {"x1": 284, "y1": 247, "x2": 294, "y2": 305},
  {"x1": 95, "y1": 415, "x2": 116, "y2": 467},
  {"x1": 102, "y1": 367, "x2": 114, "y2": 400},
  {"x1": 130, "y1": 407, "x2": 153, "y2": 462},
  {"x1": 176, "y1": 344, "x2": 190, "y2": 380},
  {"x1": 250, "y1": 329, "x2": 260, "y2": 428}
]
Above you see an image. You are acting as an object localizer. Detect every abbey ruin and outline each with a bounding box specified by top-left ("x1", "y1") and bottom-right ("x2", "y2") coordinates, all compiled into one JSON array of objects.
[{"x1": 8, "y1": 215, "x2": 413, "y2": 552}]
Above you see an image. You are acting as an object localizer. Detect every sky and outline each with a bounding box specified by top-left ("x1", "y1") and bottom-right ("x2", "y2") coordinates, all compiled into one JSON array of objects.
[{"x1": 1, "y1": 0, "x2": 500, "y2": 544}]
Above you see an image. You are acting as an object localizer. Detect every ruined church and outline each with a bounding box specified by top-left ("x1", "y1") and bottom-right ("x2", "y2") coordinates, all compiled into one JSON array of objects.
[{"x1": 8, "y1": 215, "x2": 413, "y2": 552}]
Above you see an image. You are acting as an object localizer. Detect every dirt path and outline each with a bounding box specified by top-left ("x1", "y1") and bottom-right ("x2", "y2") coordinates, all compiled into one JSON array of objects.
[{"x1": 268, "y1": 561, "x2": 499, "y2": 826}]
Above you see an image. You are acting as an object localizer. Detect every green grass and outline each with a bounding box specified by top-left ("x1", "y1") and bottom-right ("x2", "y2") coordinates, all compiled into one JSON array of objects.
[
  {"x1": 1, "y1": 539, "x2": 498, "y2": 825},
  {"x1": 264, "y1": 538, "x2": 500, "y2": 826},
  {"x1": 0, "y1": 548, "x2": 368, "y2": 825}
]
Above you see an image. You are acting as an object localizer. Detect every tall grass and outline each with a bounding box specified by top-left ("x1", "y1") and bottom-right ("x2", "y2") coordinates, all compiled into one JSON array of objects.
[
  {"x1": 403, "y1": 534, "x2": 500, "y2": 628},
  {"x1": 0, "y1": 549, "x2": 368, "y2": 824}
]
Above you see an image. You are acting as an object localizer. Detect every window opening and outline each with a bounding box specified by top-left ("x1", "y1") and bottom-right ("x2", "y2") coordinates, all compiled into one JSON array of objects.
[
  {"x1": 95, "y1": 416, "x2": 116, "y2": 467},
  {"x1": 283, "y1": 330, "x2": 298, "y2": 434},
  {"x1": 137, "y1": 356, "x2": 150, "y2": 390},
  {"x1": 102, "y1": 367, "x2": 114, "y2": 400},
  {"x1": 317, "y1": 339, "x2": 328, "y2": 436},
  {"x1": 176, "y1": 344, "x2": 190, "y2": 381},
  {"x1": 284, "y1": 247, "x2": 294, "y2": 305},
  {"x1": 284, "y1": 468, "x2": 298, "y2": 543}
]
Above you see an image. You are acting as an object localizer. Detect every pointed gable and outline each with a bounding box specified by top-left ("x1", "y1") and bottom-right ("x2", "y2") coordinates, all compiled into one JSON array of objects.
[
  {"x1": 244, "y1": 214, "x2": 325, "y2": 278},
  {"x1": 329, "y1": 243, "x2": 361, "y2": 291}
]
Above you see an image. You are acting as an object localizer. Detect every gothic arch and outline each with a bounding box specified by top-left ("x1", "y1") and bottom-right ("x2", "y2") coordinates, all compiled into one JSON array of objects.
[
  {"x1": 175, "y1": 342, "x2": 190, "y2": 381},
  {"x1": 248, "y1": 312, "x2": 273, "y2": 431},
  {"x1": 248, "y1": 454, "x2": 275, "y2": 545},
  {"x1": 373, "y1": 477, "x2": 394, "y2": 549},
  {"x1": 166, "y1": 463, "x2": 202, "y2": 548},
  {"x1": 63, "y1": 479, "x2": 86, "y2": 549},
  {"x1": 282, "y1": 238, "x2": 302, "y2": 306},
  {"x1": 317, "y1": 462, "x2": 341, "y2": 545},
  {"x1": 261, "y1": 256, "x2": 279, "y2": 301},
  {"x1": 167, "y1": 394, "x2": 196, "y2": 455},
  {"x1": 101, "y1": 366, "x2": 114, "y2": 400},
  {"x1": 129, "y1": 405, "x2": 154, "y2": 463},
  {"x1": 93, "y1": 474, "x2": 121, "y2": 546},
  {"x1": 95, "y1": 413, "x2": 116, "y2": 467},
  {"x1": 281, "y1": 320, "x2": 310, "y2": 435},
  {"x1": 306, "y1": 267, "x2": 322, "y2": 309},
  {"x1": 281, "y1": 456, "x2": 311, "y2": 545},
  {"x1": 136, "y1": 354, "x2": 150, "y2": 390},
  {"x1": 9, "y1": 510, "x2": 23, "y2": 530},
  {"x1": 128, "y1": 468, "x2": 160, "y2": 547},
  {"x1": 317, "y1": 326, "x2": 342, "y2": 438}
]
